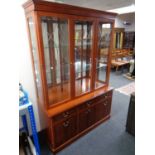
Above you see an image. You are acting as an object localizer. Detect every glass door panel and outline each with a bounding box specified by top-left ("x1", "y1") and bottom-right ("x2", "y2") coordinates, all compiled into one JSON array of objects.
[
  {"x1": 28, "y1": 17, "x2": 44, "y2": 104},
  {"x1": 41, "y1": 16, "x2": 70, "y2": 105},
  {"x1": 74, "y1": 21, "x2": 93, "y2": 96},
  {"x1": 95, "y1": 23, "x2": 112, "y2": 89}
]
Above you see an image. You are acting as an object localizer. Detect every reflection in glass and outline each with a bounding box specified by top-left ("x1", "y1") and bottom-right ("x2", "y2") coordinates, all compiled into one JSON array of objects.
[
  {"x1": 41, "y1": 16, "x2": 70, "y2": 105},
  {"x1": 28, "y1": 17, "x2": 44, "y2": 103},
  {"x1": 74, "y1": 21, "x2": 93, "y2": 96},
  {"x1": 95, "y1": 23, "x2": 111, "y2": 89}
]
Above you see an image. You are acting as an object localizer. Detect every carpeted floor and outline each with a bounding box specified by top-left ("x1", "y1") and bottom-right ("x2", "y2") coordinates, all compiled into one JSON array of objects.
[{"x1": 39, "y1": 71, "x2": 135, "y2": 155}]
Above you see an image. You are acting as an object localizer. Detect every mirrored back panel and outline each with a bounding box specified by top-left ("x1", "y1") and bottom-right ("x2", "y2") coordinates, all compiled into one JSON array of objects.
[{"x1": 74, "y1": 21, "x2": 93, "y2": 96}]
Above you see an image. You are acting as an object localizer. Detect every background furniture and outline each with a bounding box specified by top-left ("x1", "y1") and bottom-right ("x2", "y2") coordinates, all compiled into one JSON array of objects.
[
  {"x1": 126, "y1": 92, "x2": 135, "y2": 136},
  {"x1": 123, "y1": 31, "x2": 135, "y2": 49},
  {"x1": 111, "y1": 49, "x2": 133, "y2": 72},
  {"x1": 111, "y1": 60, "x2": 129, "y2": 72},
  {"x1": 23, "y1": 0, "x2": 117, "y2": 153},
  {"x1": 112, "y1": 28, "x2": 134, "y2": 72},
  {"x1": 113, "y1": 28, "x2": 124, "y2": 49}
]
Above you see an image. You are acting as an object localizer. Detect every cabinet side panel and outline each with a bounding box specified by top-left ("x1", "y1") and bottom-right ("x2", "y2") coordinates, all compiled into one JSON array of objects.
[
  {"x1": 27, "y1": 16, "x2": 44, "y2": 107},
  {"x1": 26, "y1": 14, "x2": 48, "y2": 129}
]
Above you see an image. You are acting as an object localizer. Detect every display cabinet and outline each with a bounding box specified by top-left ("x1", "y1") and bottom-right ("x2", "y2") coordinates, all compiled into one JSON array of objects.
[
  {"x1": 23, "y1": 0, "x2": 117, "y2": 153},
  {"x1": 123, "y1": 31, "x2": 135, "y2": 49},
  {"x1": 113, "y1": 28, "x2": 124, "y2": 49}
]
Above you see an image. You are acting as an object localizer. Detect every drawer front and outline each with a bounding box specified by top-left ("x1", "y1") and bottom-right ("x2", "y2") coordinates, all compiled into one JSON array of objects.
[
  {"x1": 53, "y1": 116, "x2": 77, "y2": 148},
  {"x1": 93, "y1": 90, "x2": 112, "y2": 102},
  {"x1": 78, "y1": 90, "x2": 112, "y2": 111},
  {"x1": 53, "y1": 108, "x2": 76, "y2": 123},
  {"x1": 78, "y1": 100, "x2": 95, "y2": 111}
]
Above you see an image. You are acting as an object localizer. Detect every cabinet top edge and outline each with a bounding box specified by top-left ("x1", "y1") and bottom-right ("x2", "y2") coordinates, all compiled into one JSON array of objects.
[
  {"x1": 23, "y1": 0, "x2": 117, "y2": 18},
  {"x1": 46, "y1": 86, "x2": 113, "y2": 117}
]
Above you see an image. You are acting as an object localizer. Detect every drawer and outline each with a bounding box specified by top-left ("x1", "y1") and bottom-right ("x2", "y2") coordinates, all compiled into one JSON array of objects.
[
  {"x1": 93, "y1": 91, "x2": 112, "y2": 102},
  {"x1": 53, "y1": 108, "x2": 76, "y2": 123},
  {"x1": 78, "y1": 91, "x2": 112, "y2": 111},
  {"x1": 94, "y1": 96, "x2": 111, "y2": 105},
  {"x1": 78, "y1": 100, "x2": 95, "y2": 111}
]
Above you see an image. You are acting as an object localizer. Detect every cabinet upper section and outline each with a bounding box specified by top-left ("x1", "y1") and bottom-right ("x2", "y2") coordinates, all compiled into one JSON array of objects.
[
  {"x1": 23, "y1": 0, "x2": 117, "y2": 20},
  {"x1": 24, "y1": 0, "x2": 117, "y2": 108}
]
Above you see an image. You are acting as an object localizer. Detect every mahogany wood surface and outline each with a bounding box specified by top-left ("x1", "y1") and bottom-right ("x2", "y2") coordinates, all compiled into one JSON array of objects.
[
  {"x1": 23, "y1": 0, "x2": 117, "y2": 19},
  {"x1": 51, "y1": 114, "x2": 111, "y2": 152},
  {"x1": 47, "y1": 87, "x2": 113, "y2": 117},
  {"x1": 23, "y1": 0, "x2": 116, "y2": 153},
  {"x1": 49, "y1": 89, "x2": 113, "y2": 152},
  {"x1": 47, "y1": 77, "x2": 106, "y2": 107}
]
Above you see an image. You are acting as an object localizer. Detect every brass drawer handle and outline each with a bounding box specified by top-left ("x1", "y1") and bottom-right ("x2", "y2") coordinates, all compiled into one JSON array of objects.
[
  {"x1": 63, "y1": 121, "x2": 69, "y2": 127},
  {"x1": 104, "y1": 95, "x2": 108, "y2": 99},
  {"x1": 63, "y1": 111, "x2": 70, "y2": 118},
  {"x1": 87, "y1": 101, "x2": 92, "y2": 106},
  {"x1": 85, "y1": 109, "x2": 91, "y2": 114},
  {"x1": 88, "y1": 109, "x2": 91, "y2": 112},
  {"x1": 104, "y1": 101, "x2": 108, "y2": 106}
]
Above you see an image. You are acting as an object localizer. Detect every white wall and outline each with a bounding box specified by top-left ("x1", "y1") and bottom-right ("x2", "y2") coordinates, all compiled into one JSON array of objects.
[
  {"x1": 115, "y1": 12, "x2": 135, "y2": 31},
  {"x1": 19, "y1": 0, "x2": 45, "y2": 132}
]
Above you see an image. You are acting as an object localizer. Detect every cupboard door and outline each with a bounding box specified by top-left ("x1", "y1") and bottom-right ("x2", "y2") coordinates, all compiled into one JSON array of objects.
[
  {"x1": 94, "y1": 101, "x2": 106, "y2": 122},
  {"x1": 95, "y1": 23, "x2": 112, "y2": 89},
  {"x1": 95, "y1": 99, "x2": 111, "y2": 122},
  {"x1": 74, "y1": 20, "x2": 93, "y2": 96},
  {"x1": 79, "y1": 107, "x2": 95, "y2": 132},
  {"x1": 41, "y1": 16, "x2": 71, "y2": 105},
  {"x1": 53, "y1": 116, "x2": 77, "y2": 147},
  {"x1": 104, "y1": 99, "x2": 112, "y2": 116}
]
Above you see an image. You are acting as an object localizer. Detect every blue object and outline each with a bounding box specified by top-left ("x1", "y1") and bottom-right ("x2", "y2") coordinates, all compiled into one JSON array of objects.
[
  {"x1": 19, "y1": 101, "x2": 41, "y2": 155},
  {"x1": 19, "y1": 83, "x2": 29, "y2": 106},
  {"x1": 28, "y1": 105, "x2": 41, "y2": 155},
  {"x1": 19, "y1": 84, "x2": 40, "y2": 155}
]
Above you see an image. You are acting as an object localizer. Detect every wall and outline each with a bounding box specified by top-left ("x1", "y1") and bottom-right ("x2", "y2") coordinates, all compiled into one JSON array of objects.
[
  {"x1": 19, "y1": 0, "x2": 46, "y2": 132},
  {"x1": 115, "y1": 12, "x2": 135, "y2": 31}
]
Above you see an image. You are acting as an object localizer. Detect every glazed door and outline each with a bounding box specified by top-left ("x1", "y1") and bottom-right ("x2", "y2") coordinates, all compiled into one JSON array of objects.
[
  {"x1": 74, "y1": 19, "x2": 94, "y2": 96},
  {"x1": 95, "y1": 22, "x2": 112, "y2": 89},
  {"x1": 27, "y1": 16, "x2": 44, "y2": 106},
  {"x1": 40, "y1": 16, "x2": 71, "y2": 105}
]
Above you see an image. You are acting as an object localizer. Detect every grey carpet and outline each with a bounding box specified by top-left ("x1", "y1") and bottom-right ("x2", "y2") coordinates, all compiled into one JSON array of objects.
[{"x1": 40, "y1": 71, "x2": 135, "y2": 155}]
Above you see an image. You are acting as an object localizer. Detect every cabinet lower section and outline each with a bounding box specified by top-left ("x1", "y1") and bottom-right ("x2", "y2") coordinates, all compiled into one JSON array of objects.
[{"x1": 47, "y1": 89, "x2": 113, "y2": 153}]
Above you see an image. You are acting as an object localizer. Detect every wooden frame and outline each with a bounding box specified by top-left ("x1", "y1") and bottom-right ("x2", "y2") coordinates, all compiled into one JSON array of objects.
[
  {"x1": 73, "y1": 17, "x2": 95, "y2": 97},
  {"x1": 23, "y1": 0, "x2": 117, "y2": 153}
]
